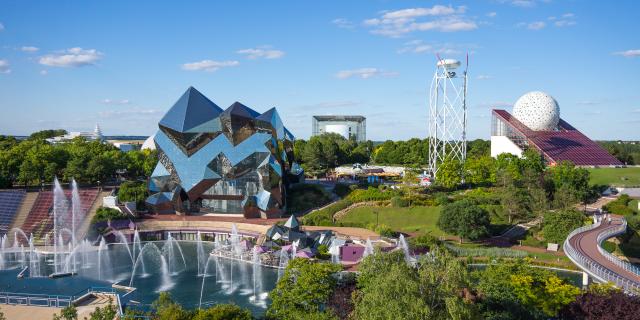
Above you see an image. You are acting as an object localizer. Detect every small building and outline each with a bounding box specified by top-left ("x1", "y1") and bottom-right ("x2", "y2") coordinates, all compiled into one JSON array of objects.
[
  {"x1": 46, "y1": 124, "x2": 105, "y2": 144},
  {"x1": 312, "y1": 115, "x2": 366, "y2": 142}
]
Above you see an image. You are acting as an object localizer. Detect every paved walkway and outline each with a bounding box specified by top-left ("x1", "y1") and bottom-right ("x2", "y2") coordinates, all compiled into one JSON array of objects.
[{"x1": 567, "y1": 215, "x2": 640, "y2": 287}]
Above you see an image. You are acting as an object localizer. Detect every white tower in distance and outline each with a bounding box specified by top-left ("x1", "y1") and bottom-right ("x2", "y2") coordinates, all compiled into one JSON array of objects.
[{"x1": 428, "y1": 57, "x2": 468, "y2": 177}]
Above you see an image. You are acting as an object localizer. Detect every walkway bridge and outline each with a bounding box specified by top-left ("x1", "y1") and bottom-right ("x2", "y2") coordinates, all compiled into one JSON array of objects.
[{"x1": 564, "y1": 215, "x2": 640, "y2": 293}]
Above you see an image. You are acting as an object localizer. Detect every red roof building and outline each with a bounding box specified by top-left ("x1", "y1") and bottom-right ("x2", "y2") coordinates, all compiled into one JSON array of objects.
[{"x1": 491, "y1": 109, "x2": 621, "y2": 166}]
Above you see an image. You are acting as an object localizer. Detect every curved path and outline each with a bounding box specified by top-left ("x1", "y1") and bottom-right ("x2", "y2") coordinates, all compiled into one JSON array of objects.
[{"x1": 565, "y1": 215, "x2": 640, "y2": 292}]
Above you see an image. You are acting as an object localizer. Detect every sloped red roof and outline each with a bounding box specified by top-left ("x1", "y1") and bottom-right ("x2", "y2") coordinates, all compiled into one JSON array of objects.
[{"x1": 493, "y1": 109, "x2": 622, "y2": 166}]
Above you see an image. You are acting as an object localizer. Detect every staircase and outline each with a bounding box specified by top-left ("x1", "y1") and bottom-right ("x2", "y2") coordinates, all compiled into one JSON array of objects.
[
  {"x1": 76, "y1": 189, "x2": 110, "y2": 239},
  {"x1": 9, "y1": 191, "x2": 38, "y2": 232}
]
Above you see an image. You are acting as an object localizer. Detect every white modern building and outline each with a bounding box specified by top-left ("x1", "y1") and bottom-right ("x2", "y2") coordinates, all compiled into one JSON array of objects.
[
  {"x1": 312, "y1": 115, "x2": 366, "y2": 142},
  {"x1": 46, "y1": 124, "x2": 105, "y2": 144}
]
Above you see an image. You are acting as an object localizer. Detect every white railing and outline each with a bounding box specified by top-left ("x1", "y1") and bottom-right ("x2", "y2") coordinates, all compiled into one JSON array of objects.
[
  {"x1": 595, "y1": 219, "x2": 640, "y2": 277},
  {"x1": 564, "y1": 219, "x2": 640, "y2": 294}
]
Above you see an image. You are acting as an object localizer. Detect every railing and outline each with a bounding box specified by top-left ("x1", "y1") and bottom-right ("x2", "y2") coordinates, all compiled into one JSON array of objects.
[
  {"x1": 595, "y1": 219, "x2": 640, "y2": 277},
  {"x1": 84, "y1": 287, "x2": 124, "y2": 316},
  {"x1": 564, "y1": 219, "x2": 640, "y2": 294},
  {"x1": 0, "y1": 291, "x2": 74, "y2": 307}
]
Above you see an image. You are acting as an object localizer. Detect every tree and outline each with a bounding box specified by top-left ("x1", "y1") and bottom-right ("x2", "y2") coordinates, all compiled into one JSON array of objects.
[
  {"x1": 193, "y1": 304, "x2": 252, "y2": 320},
  {"x1": 267, "y1": 258, "x2": 341, "y2": 320},
  {"x1": 118, "y1": 181, "x2": 148, "y2": 209},
  {"x1": 52, "y1": 304, "x2": 78, "y2": 320},
  {"x1": 559, "y1": 288, "x2": 640, "y2": 320},
  {"x1": 542, "y1": 210, "x2": 585, "y2": 244},
  {"x1": 86, "y1": 299, "x2": 117, "y2": 320},
  {"x1": 354, "y1": 249, "x2": 478, "y2": 320},
  {"x1": 28, "y1": 129, "x2": 67, "y2": 140},
  {"x1": 436, "y1": 157, "x2": 463, "y2": 189},
  {"x1": 546, "y1": 161, "x2": 590, "y2": 209},
  {"x1": 501, "y1": 183, "x2": 532, "y2": 224},
  {"x1": 437, "y1": 199, "x2": 490, "y2": 241},
  {"x1": 465, "y1": 155, "x2": 495, "y2": 186},
  {"x1": 151, "y1": 292, "x2": 190, "y2": 320},
  {"x1": 475, "y1": 260, "x2": 580, "y2": 319}
]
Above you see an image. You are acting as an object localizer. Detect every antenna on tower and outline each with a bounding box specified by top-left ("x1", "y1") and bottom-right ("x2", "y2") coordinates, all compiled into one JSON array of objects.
[{"x1": 427, "y1": 54, "x2": 469, "y2": 180}]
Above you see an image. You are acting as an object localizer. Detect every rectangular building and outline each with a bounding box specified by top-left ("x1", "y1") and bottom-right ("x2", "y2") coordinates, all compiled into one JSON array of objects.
[{"x1": 312, "y1": 115, "x2": 366, "y2": 142}]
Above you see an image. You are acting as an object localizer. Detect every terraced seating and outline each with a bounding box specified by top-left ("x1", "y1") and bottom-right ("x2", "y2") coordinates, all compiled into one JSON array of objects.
[
  {"x1": 21, "y1": 189, "x2": 100, "y2": 239},
  {"x1": 0, "y1": 190, "x2": 26, "y2": 235}
]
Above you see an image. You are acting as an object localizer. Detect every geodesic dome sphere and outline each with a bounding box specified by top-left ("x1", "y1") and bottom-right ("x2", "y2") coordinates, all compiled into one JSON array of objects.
[{"x1": 512, "y1": 91, "x2": 560, "y2": 131}]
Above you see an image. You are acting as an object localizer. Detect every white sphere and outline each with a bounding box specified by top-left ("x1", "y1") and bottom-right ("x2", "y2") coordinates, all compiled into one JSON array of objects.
[{"x1": 512, "y1": 91, "x2": 560, "y2": 131}]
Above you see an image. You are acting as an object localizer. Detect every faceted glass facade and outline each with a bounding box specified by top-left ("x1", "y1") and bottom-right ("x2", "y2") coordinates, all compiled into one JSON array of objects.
[{"x1": 146, "y1": 87, "x2": 302, "y2": 218}]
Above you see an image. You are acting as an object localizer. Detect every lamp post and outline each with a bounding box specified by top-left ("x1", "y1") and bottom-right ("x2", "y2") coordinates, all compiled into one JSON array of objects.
[{"x1": 374, "y1": 210, "x2": 379, "y2": 229}]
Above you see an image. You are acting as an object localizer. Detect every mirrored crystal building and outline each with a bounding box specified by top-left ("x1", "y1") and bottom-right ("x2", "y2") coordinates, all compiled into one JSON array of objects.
[{"x1": 146, "y1": 87, "x2": 303, "y2": 218}]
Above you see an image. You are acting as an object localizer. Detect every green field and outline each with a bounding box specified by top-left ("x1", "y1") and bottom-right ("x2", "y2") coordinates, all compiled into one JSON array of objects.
[
  {"x1": 587, "y1": 167, "x2": 640, "y2": 187},
  {"x1": 337, "y1": 206, "x2": 445, "y2": 236}
]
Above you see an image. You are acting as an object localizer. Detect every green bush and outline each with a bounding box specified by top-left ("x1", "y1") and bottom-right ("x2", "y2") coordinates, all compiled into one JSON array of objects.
[
  {"x1": 287, "y1": 183, "x2": 332, "y2": 214},
  {"x1": 390, "y1": 196, "x2": 409, "y2": 208},
  {"x1": 434, "y1": 193, "x2": 451, "y2": 206},
  {"x1": 542, "y1": 210, "x2": 585, "y2": 244},
  {"x1": 409, "y1": 233, "x2": 441, "y2": 251},
  {"x1": 437, "y1": 199, "x2": 490, "y2": 241},
  {"x1": 347, "y1": 186, "x2": 398, "y2": 202},
  {"x1": 302, "y1": 199, "x2": 353, "y2": 226},
  {"x1": 118, "y1": 181, "x2": 148, "y2": 210},
  {"x1": 333, "y1": 183, "x2": 351, "y2": 198},
  {"x1": 92, "y1": 207, "x2": 128, "y2": 224}
]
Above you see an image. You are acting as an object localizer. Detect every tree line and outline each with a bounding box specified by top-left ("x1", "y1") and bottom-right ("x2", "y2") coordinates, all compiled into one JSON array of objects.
[{"x1": 0, "y1": 130, "x2": 157, "y2": 188}]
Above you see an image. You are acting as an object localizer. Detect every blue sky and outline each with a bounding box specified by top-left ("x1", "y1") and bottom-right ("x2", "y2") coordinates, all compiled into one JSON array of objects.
[{"x1": 0, "y1": 0, "x2": 638, "y2": 140}]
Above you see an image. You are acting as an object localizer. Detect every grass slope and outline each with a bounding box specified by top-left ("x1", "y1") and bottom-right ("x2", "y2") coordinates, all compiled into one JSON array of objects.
[
  {"x1": 337, "y1": 206, "x2": 445, "y2": 236},
  {"x1": 587, "y1": 167, "x2": 640, "y2": 187}
]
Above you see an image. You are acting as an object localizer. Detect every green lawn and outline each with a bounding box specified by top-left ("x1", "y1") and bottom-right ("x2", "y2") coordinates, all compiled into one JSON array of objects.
[
  {"x1": 337, "y1": 206, "x2": 446, "y2": 236},
  {"x1": 587, "y1": 167, "x2": 640, "y2": 187}
]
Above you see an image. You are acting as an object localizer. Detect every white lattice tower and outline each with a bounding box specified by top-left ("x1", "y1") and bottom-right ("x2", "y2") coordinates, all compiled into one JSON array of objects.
[{"x1": 428, "y1": 58, "x2": 468, "y2": 177}]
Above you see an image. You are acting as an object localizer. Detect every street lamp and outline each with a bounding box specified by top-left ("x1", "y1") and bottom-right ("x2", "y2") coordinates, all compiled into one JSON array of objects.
[{"x1": 374, "y1": 210, "x2": 379, "y2": 229}]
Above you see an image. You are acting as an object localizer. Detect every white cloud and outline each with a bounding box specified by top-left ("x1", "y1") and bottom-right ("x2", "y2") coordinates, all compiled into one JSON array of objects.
[
  {"x1": 335, "y1": 68, "x2": 399, "y2": 79},
  {"x1": 511, "y1": 0, "x2": 536, "y2": 8},
  {"x1": 397, "y1": 40, "x2": 464, "y2": 55},
  {"x1": 332, "y1": 18, "x2": 354, "y2": 29},
  {"x1": 614, "y1": 49, "x2": 640, "y2": 58},
  {"x1": 363, "y1": 5, "x2": 477, "y2": 37},
  {"x1": 236, "y1": 46, "x2": 285, "y2": 59},
  {"x1": 39, "y1": 48, "x2": 103, "y2": 67},
  {"x1": 101, "y1": 99, "x2": 130, "y2": 105},
  {"x1": 552, "y1": 13, "x2": 577, "y2": 27},
  {"x1": 476, "y1": 75, "x2": 492, "y2": 80},
  {"x1": 98, "y1": 108, "x2": 163, "y2": 118},
  {"x1": 0, "y1": 23, "x2": 4, "y2": 31},
  {"x1": 487, "y1": 12, "x2": 497, "y2": 18},
  {"x1": 21, "y1": 46, "x2": 39, "y2": 53},
  {"x1": 0, "y1": 59, "x2": 10, "y2": 74},
  {"x1": 520, "y1": 21, "x2": 546, "y2": 30},
  {"x1": 181, "y1": 60, "x2": 239, "y2": 72},
  {"x1": 40, "y1": 70, "x2": 48, "y2": 75}
]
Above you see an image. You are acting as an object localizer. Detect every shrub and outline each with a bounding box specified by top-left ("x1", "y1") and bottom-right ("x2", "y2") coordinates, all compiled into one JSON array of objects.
[
  {"x1": 434, "y1": 193, "x2": 451, "y2": 206},
  {"x1": 390, "y1": 196, "x2": 409, "y2": 208},
  {"x1": 542, "y1": 210, "x2": 585, "y2": 244},
  {"x1": 92, "y1": 207, "x2": 128, "y2": 224},
  {"x1": 302, "y1": 199, "x2": 353, "y2": 226},
  {"x1": 287, "y1": 183, "x2": 332, "y2": 214},
  {"x1": 333, "y1": 183, "x2": 351, "y2": 198},
  {"x1": 409, "y1": 233, "x2": 441, "y2": 251},
  {"x1": 437, "y1": 199, "x2": 490, "y2": 241},
  {"x1": 368, "y1": 223, "x2": 395, "y2": 237},
  {"x1": 118, "y1": 181, "x2": 147, "y2": 210},
  {"x1": 347, "y1": 187, "x2": 398, "y2": 202}
]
